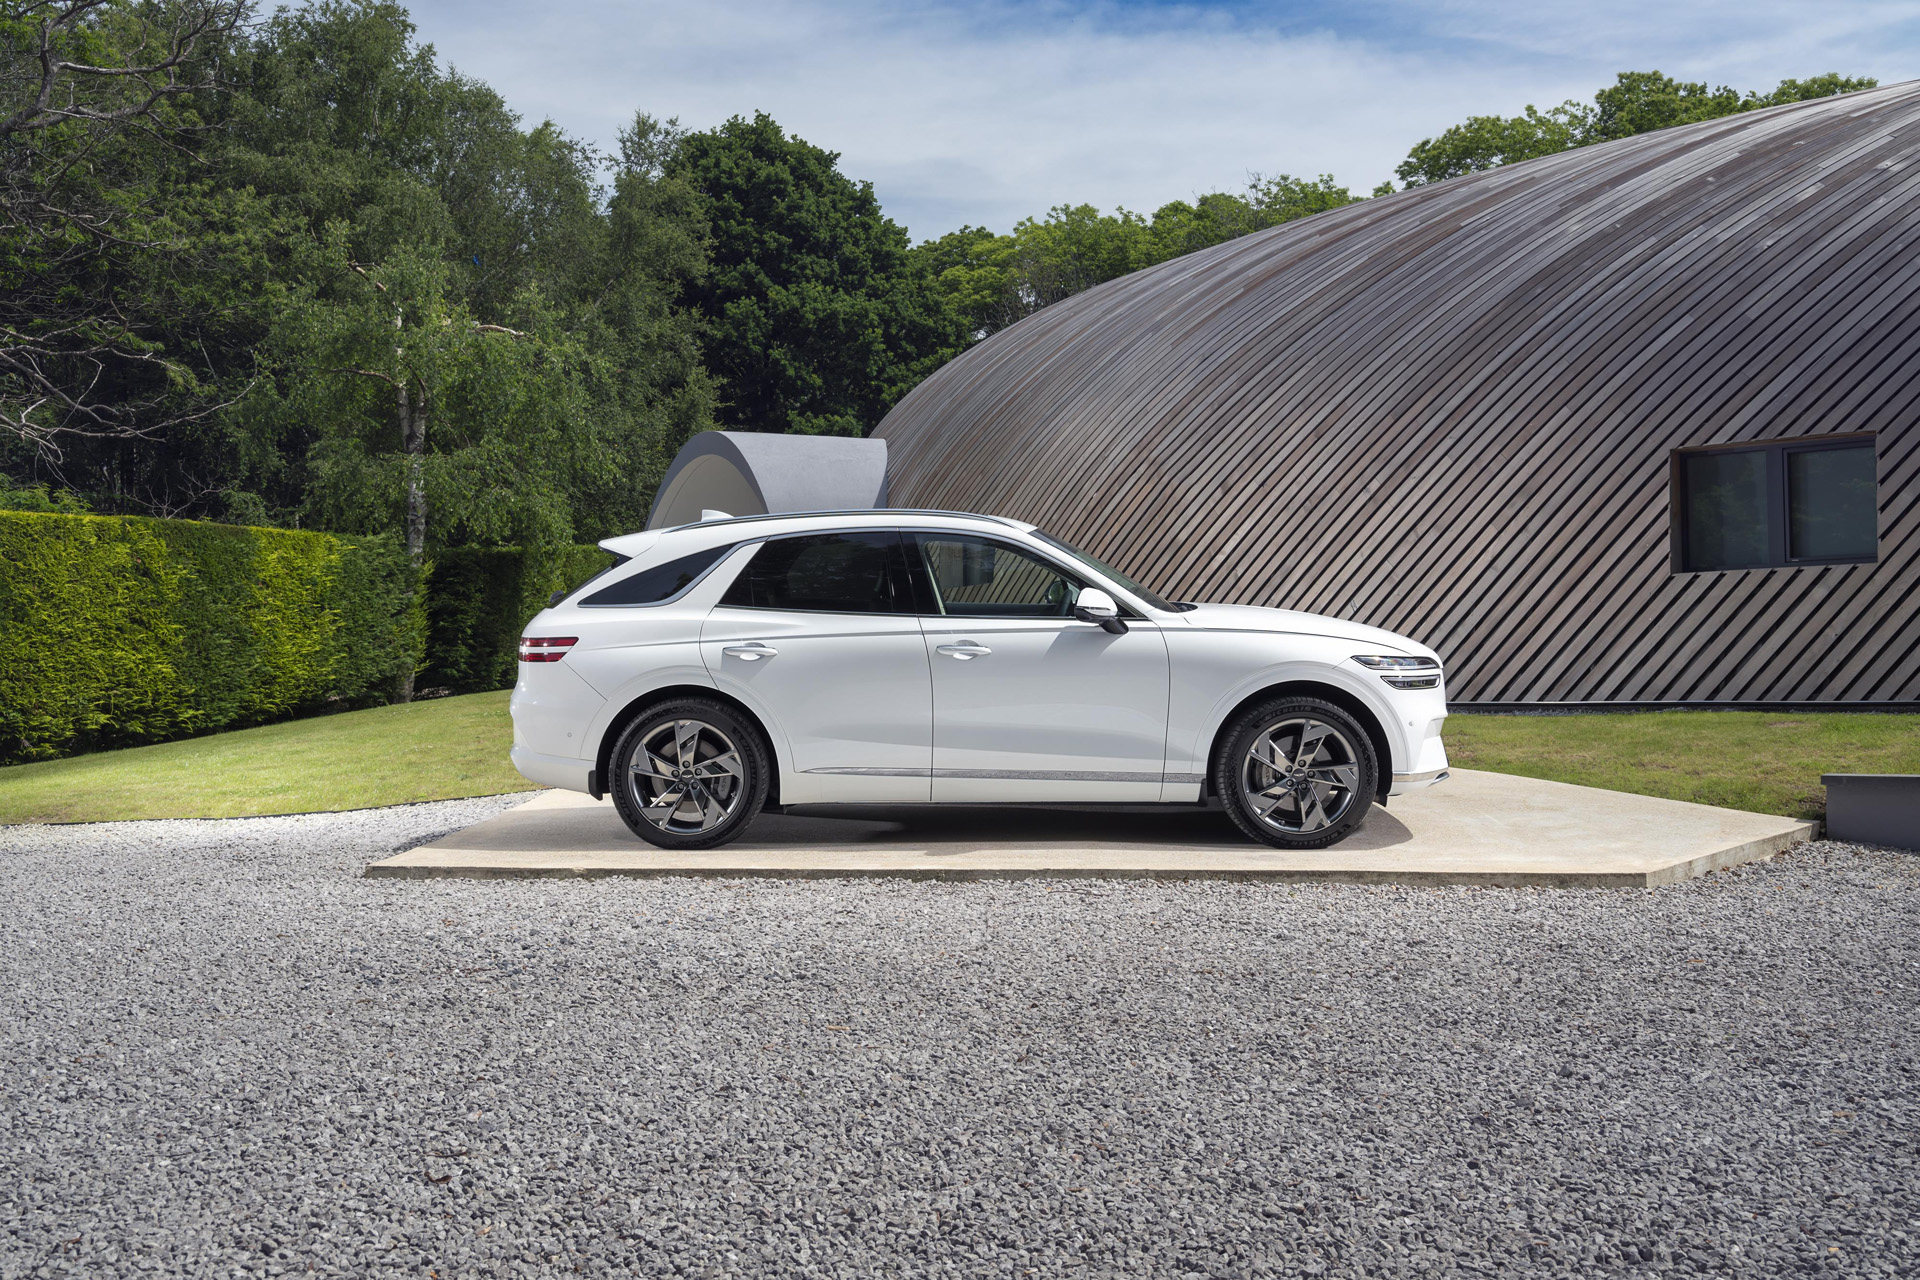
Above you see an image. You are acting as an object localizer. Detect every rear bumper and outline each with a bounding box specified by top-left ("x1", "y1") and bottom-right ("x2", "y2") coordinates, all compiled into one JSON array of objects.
[{"x1": 510, "y1": 745, "x2": 593, "y2": 793}]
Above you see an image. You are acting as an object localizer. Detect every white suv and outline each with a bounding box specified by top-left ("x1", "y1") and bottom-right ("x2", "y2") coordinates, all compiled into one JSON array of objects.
[{"x1": 510, "y1": 510, "x2": 1448, "y2": 850}]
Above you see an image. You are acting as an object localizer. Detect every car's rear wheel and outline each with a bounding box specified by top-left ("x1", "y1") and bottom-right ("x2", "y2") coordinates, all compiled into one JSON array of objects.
[
  {"x1": 1216, "y1": 697, "x2": 1377, "y2": 849},
  {"x1": 610, "y1": 699, "x2": 769, "y2": 850}
]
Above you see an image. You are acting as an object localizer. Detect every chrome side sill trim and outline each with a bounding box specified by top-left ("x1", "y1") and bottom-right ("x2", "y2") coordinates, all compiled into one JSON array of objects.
[
  {"x1": 803, "y1": 767, "x2": 928, "y2": 778},
  {"x1": 805, "y1": 767, "x2": 1200, "y2": 784},
  {"x1": 1392, "y1": 769, "x2": 1450, "y2": 785}
]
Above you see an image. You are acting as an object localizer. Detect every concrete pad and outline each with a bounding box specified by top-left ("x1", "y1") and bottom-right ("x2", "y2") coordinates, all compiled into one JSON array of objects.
[{"x1": 366, "y1": 769, "x2": 1815, "y2": 887}]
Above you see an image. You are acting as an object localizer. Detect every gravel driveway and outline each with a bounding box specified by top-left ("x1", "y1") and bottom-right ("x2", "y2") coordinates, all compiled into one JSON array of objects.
[{"x1": 2, "y1": 797, "x2": 1915, "y2": 1278}]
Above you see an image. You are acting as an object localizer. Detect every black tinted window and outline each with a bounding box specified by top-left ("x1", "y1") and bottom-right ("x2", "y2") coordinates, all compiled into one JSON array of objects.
[
  {"x1": 1788, "y1": 445, "x2": 1877, "y2": 560},
  {"x1": 582, "y1": 545, "x2": 732, "y2": 606},
  {"x1": 722, "y1": 532, "x2": 913, "y2": 614},
  {"x1": 1681, "y1": 450, "x2": 1769, "y2": 571}
]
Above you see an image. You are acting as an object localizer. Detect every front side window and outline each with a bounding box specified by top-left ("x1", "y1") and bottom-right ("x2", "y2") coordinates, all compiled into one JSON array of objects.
[
  {"x1": 1675, "y1": 436, "x2": 1876, "y2": 572},
  {"x1": 1030, "y1": 529, "x2": 1184, "y2": 612},
  {"x1": 914, "y1": 534, "x2": 1083, "y2": 617},
  {"x1": 720, "y1": 532, "x2": 916, "y2": 614}
]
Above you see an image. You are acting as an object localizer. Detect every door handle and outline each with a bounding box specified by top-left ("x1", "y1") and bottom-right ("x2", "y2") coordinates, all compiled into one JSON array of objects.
[
  {"x1": 723, "y1": 642, "x2": 778, "y2": 661},
  {"x1": 937, "y1": 641, "x2": 992, "y2": 660}
]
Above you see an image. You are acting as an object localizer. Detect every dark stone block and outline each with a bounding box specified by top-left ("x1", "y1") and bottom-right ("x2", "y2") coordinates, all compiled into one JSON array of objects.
[{"x1": 1821, "y1": 775, "x2": 1920, "y2": 850}]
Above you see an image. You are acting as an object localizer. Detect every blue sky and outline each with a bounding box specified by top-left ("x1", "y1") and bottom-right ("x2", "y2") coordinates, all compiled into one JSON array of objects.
[{"x1": 398, "y1": 0, "x2": 1919, "y2": 239}]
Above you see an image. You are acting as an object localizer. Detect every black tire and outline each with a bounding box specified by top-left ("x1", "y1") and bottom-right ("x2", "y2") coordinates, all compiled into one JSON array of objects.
[
  {"x1": 609, "y1": 698, "x2": 770, "y2": 850},
  {"x1": 1214, "y1": 697, "x2": 1378, "y2": 849}
]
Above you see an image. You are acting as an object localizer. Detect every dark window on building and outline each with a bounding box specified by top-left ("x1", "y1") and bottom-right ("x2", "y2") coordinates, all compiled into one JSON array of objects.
[
  {"x1": 1787, "y1": 446, "x2": 1878, "y2": 561},
  {"x1": 721, "y1": 532, "x2": 917, "y2": 614},
  {"x1": 582, "y1": 545, "x2": 732, "y2": 606},
  {"x1": 1675, "y1": 436, "x2": 1876, "y2": 572}
]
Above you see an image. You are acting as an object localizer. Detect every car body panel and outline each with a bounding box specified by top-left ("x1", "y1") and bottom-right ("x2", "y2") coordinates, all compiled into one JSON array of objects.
[
  {"x1": 1164, "y1": 609, "x2": 1448, "y2": 795},
  {"x1": 509, "y1": 509, "x2": 1451, "y2": 821},
  {"x1": 701, "y1": 605, "x2": 934, "y2": 804},
  {"x1": 918, "y1": 616, "x2": 1171, "y2": 802},
  {"x1": 509, "y1": 658, "x2": 606, "y2": 760}
]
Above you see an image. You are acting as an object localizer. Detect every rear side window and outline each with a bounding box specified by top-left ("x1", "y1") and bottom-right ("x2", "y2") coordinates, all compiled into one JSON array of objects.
[
  {"x1": 721, "y1": 532, "x2": 916, "y2": 614},
  {"x1": 581, "y1": 544, "x2": 733, "y2": 607}
]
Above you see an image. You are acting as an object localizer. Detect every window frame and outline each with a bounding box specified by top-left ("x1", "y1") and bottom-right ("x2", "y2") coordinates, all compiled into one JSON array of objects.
[{"x1": 1670, "y1": 433, "x2": 1877, "y2": 574}]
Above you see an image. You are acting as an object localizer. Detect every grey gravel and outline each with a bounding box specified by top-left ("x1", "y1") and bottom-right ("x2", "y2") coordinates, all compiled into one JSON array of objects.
[{"x1": 2, "y1": 798, "x2": 1916, "y2": 1279}]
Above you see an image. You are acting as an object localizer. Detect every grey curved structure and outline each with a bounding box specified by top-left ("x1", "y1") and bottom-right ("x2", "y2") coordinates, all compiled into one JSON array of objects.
[
  {"x1": 647, "y1": 431, "x2": 887, "y2": 529},
  {"x1": 875, "y1": 83, "x2": 1920, "y2": 706}
]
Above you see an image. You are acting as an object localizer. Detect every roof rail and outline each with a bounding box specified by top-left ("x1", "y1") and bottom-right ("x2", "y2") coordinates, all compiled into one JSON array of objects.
[{"x1": 667, "y1": 508, "x2": 1022, "y2": 530}]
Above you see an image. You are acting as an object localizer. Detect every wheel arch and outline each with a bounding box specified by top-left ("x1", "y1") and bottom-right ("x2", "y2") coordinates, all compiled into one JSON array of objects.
[
  {"x1": 1205, "y1": 680, "x2": 1394, "y2": 804},
  {"x1": 593, "y1": 684, "x2": 783, "y2": 807}
]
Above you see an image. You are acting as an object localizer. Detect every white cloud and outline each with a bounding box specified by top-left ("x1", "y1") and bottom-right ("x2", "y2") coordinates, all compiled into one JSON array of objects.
[{"x1": 400, "y1": 0, "x2": 1919, "y2": 238}]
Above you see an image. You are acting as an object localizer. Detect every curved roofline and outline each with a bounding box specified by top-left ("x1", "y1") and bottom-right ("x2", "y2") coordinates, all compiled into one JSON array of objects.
[
  {"x1": 645, "y1": 430, "x2": 888, "y2": 529},
  {"x1": 870, "y1": 79, "x2": 1920, "y2": 704}
]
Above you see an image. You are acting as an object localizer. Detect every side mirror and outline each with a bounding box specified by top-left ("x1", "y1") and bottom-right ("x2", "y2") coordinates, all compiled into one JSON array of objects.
[{"x1": 1072, "y1": 587, "x2": 1129, "y2": 635}]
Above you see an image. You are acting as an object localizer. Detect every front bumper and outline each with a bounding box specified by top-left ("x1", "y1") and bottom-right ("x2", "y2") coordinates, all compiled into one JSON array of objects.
[{"x1": 1387, "y1": 767, "x2": 1450, "y2": 796}]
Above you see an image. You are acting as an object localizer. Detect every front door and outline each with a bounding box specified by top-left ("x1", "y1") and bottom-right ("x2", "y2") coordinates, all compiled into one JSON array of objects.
[
  {"x1": 911, "y1": 533, "x2": 1171, "y2": 802},
  {"x1": 701, "y1": 531, "x2": 932, "y2": 804}
]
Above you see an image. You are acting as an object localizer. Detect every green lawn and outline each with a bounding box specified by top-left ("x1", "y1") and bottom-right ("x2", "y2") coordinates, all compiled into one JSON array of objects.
[
  {"x1": 0, "y1": 690, "x2": 535, "y2": 824},
  {"x1": 3, "y1": 697, "x2": 1913, "y2": 826},
  {"x1": 1444, "y1": 711, "x2": 1920, "y2": 820}
]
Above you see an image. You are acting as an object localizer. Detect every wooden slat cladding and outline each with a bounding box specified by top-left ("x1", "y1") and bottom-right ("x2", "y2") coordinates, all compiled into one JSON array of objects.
[{"x1": 875, "y1": 84, "x2": 1920, "y2": 705}]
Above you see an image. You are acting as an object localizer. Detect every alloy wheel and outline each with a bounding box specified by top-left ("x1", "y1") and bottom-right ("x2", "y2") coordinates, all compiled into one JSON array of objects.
[
  {"x1": 1239, "y1": 716, "x2": 1362, "y2": 835},
  {"x1": 627, "y1": 718, "x2": 746, "y2": 834}
]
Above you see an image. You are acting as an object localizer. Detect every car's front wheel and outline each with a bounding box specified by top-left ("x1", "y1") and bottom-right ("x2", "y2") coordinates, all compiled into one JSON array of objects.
[
  {"x1": 1216, "y1": 697, "x2": 1378, "y2": 849},
  {"x1": 610, "y1": 699, "x2": 769, "y2": 850}
]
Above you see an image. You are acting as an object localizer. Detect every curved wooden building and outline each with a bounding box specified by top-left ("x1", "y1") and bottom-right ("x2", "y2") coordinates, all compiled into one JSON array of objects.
[{"x1": 875, "y1": 82, "x2": 1920, "y2": 706}]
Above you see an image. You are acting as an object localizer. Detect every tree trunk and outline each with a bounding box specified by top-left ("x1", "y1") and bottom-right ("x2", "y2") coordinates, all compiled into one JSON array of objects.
[{"x1": 397, "y1": 379, "x2": 426, "y2": 703}]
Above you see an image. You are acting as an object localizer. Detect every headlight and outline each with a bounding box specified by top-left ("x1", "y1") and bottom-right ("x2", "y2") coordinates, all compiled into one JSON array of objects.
[
  {"x1": 1352, "y1": 654, "x2": 1438, "y2": 671},
  {"x1": 1353, "y1": 654, "x2": 1441, "y2": 690}
]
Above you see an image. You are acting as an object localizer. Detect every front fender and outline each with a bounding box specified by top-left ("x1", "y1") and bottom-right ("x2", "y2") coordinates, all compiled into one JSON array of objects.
[{"x1": 1166, "y1": 632, "x2": 1411, "y2": 781}]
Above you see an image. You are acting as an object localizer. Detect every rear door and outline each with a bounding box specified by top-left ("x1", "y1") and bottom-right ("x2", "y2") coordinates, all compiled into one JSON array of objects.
[
  {"x1": 910, "y1": 532, "x2": 1171, "y2": 802},
  {"x1": 700, "y1": 530, "x2": 933, "y2": 804}
]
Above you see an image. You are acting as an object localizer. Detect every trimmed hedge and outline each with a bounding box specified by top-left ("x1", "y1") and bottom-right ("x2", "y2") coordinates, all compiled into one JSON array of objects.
[
  {"x1": 423, "y1": 544, "x2": 614, "y2": 694},
  {"x1": 0, "y1": 512, "x2": 418, "y2": 763}
]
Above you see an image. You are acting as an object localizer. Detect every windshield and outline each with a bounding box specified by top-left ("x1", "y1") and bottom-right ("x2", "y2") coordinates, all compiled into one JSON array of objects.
[{"x1": 1031, "y1": 530, "x2": 1192, "y2": 612}]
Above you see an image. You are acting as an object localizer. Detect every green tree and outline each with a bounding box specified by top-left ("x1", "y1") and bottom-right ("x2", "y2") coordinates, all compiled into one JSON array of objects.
[
  {"x1": 1586, "y1": 71, "x2": 1740, "y2": 143},
  {"x1": 1148, "y1": 174, "x2": 1361, "y2": 260},
  {"x1": 666, "y1": 111, "x2": 966, "y2": 435},
  {"x1": 0, "y1": 0, "x2": 248, "y2": 455},
  {"x1": 39, "y1": 1, "x2": 716, "y2": 535},
  {"x1": 562, "y1": 113, "x2": 717, "y2": 526},
  {"x1": 1395, "y1": 103, "x2": 1590, "y2": 185},
  {"x1": 1397, "y1": 70, "x2": 1878, "y2": 187},
  {"x1": 920, "y1": 175, "x2": 1367, "y2": 341},
  {"x1": 256, "y1": 234, "x2": 619, "y2": 695}
]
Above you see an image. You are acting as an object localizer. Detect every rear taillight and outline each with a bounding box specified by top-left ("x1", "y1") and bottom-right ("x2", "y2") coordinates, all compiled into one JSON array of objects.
[{"x1": 519, "y1": 636, "x2": 578, "y2": 663}]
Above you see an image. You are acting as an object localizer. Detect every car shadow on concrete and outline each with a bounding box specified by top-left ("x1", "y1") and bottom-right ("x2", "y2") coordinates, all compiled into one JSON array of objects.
[{"x1": 757, "y1": 802, "x2": 1415, "y2": 851}]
